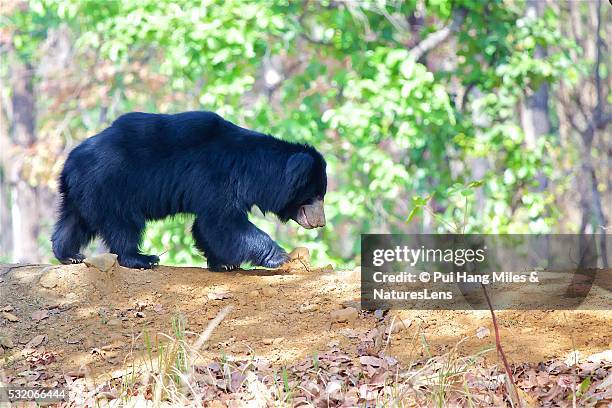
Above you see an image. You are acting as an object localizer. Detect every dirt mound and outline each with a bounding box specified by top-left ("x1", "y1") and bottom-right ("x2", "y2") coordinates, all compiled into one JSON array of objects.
[{"x1": 0, "y1": 261, "x2": 610, "y2": 383}]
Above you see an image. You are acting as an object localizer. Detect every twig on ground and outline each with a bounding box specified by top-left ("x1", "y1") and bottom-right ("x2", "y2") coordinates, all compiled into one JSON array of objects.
[{"x1": 190, "y1": 306, "x2": 234, "y2": 364}]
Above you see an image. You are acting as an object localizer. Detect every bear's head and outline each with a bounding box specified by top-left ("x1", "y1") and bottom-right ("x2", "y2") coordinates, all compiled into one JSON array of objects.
[{"x1": 277, "y1": 149, "x2": 327, "y2": 229}]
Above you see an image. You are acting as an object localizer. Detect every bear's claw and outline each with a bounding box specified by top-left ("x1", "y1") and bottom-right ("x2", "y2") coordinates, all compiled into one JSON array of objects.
[
  {"x1": 208, "y1": 262, "x2": 239, "y2": 272},
  {"x1": 59, "y1": 253, "x2": 86, "y2": 265},
  {"x1": 119, "y1": 254, "x2": 160, "y2": 270}
]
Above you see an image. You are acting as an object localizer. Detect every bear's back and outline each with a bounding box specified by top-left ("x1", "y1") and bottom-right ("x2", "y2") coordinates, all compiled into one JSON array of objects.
[{"x1": 110, "y1": 111, "x2": 224, "y2": 148}]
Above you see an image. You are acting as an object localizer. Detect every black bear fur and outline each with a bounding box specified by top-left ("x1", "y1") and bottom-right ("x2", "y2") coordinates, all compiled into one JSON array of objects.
[{"x1": 51, "y1": 111, "x2": 327, "y2": 271}]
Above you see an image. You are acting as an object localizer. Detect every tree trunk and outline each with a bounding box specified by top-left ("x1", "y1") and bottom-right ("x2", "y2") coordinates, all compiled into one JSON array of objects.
[
  {"x1": 0, "y1": 98, "x2": 13, "y2": 258},
  {"x1": 8, "y1": 48, "x2": 40, "y2": 262},
  {"x1": 582, "y1": 0, "x2": 609, "y2": 269},
  {"x1": 521, "y1": 0, "x2": 551, "y2": 191},
  {"x1": 470, "y1": 88, "x2": 490, "y2": 219},
  {"x1": 0, "y1": 169, "x2": 12, "y2": 259}
]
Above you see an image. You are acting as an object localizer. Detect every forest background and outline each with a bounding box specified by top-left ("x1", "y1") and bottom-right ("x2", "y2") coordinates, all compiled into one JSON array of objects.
[{"x1": 1, "y1": 0, "x2": 609, "y2": 268}]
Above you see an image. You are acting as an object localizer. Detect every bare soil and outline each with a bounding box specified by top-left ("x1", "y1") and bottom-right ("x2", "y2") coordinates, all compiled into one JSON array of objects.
[{"x1": 0, "y1": 261, "x2": 610, "y2": 384}]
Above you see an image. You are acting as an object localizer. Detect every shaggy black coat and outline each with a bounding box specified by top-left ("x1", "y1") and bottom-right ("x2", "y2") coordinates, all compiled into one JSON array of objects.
[{"x1": 51, "y1": 111, "x2": 327, "y2": 271}]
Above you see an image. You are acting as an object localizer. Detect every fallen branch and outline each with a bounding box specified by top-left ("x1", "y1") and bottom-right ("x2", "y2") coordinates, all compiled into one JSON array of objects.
[
  {"x1": 481, "y1": 284, "x2": 520, "y2": 406},
  {"x1": 190, "y1": 305, "x2": 234, "y2": 358}
]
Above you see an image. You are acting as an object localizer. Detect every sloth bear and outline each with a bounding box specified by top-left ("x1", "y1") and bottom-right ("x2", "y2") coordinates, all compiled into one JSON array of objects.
[{"x1": 51, "y1": 111, "x2": 327, "y2": 271}]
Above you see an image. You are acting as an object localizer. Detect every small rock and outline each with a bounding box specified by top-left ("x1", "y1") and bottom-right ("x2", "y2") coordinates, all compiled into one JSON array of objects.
[
  {"x1": 289, "y1": 247, "x2": 310, "y2": 262},
  {"x1": 2, "y1": 311, "x2": 19, "y2": 322},
  {"x1": 262, "y1": 286, "x2": 278, "y2": 297},
  {"x1": 341, "y1": 300, "x2": 360, "y2": 309},
  {"x1": 25, "y1": 335, "x2": 46, "y2": 349},
  {"x1": 1, "y1": 306, "x2": 13, "y2": 312},
  {"x1": 476, "y1": 326, "x2": 490, "y2": 339},
  {"x1": 31, "y1": 310, "x2": 49, "y2": 321},
  {"x1": 248, "y1": 290, "x2": 260, "y2": 297},
  {"x1": 330, "y1": 307, "x2": 358, "y2": 323},
  {"x1": 134, "y1": 311, "x2": 145, "y2": 318},
  {"x1": 107, "y1": 319, "x2": 122, "y2": 326},
  {"x1": 208, "y1": 291, "x2": 232, "y2": 300},
  {"x1": 39, "y1": 267, "x2": 59, "y2": 289},
  {"x1": 0, "y1": 335, "x2": 14, "y2": 349},
  {"x1": 84, "y1": 253, "x2": 118, "y2": 272},
  {"x1": 299, "y1": 303, "x2": 319, "y2": 313},
  {"x1": 262, "y1": 338, "x2": 274, "y2": 345},
  {"x1": 273, "y1": 337, "x2": 283, "y2": 345}
]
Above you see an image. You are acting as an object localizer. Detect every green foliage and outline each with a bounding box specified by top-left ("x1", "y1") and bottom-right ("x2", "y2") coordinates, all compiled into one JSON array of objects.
[
  {"x1": 5, "y1": 0, "x2": 580, "y2": 266},
  {"x1": 140, "y1": 215, "x2": 203, "y2": 267}
]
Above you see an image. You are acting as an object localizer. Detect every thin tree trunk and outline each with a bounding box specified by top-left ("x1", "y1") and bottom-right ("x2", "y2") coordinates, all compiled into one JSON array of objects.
[
  {"x1": 584, "y1": 0, "x2": 609, "y2": 268},
  {"x1": 0, "y1": 96, "x2": 13, "y2": 257},
  {"x1": 8, "y1": 47, "x2": 40, "y2": 262},
  {"x1": 0, "y1": 169, "x2": 12, "y2": 258},
  {"x1": 521, "y1": 0, "x2": 551, "y2": 191},
  {"x1": 470, "y1": 88, "x2": 490, "y2": 218},
  {"x1": 588, "y1": 167, "x2": 608, "y2": 268}
]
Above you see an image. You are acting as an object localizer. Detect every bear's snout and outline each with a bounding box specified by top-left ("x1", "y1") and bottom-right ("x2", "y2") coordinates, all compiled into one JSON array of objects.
[{"x1": 295, "y1": 199, "x2": 326, "y2": 229}]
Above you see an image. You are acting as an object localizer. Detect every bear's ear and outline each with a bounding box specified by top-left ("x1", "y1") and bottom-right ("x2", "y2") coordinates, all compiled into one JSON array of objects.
[{"x1": 285, "y1": 153, "x2": 314, "y2": 187}]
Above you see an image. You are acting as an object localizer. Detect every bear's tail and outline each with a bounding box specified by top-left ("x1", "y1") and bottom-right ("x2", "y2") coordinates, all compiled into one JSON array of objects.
[{"x1": 51, "y1": 176, "x2": 94, "y2": 264}]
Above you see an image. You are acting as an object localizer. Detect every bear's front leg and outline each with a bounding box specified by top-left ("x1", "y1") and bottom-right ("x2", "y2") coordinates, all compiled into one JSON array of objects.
[{"x1": 192, "y1": 216, "x2": 289, "y2": 271}]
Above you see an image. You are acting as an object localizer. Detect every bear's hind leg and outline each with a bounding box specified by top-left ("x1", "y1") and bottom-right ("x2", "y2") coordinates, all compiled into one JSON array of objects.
[
  {"x1": 99, "y1": 221, "x2": 159, "y2": 269},
  {"x1": 52, "y1": 205, "x2": 94, "y2": 264}
]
